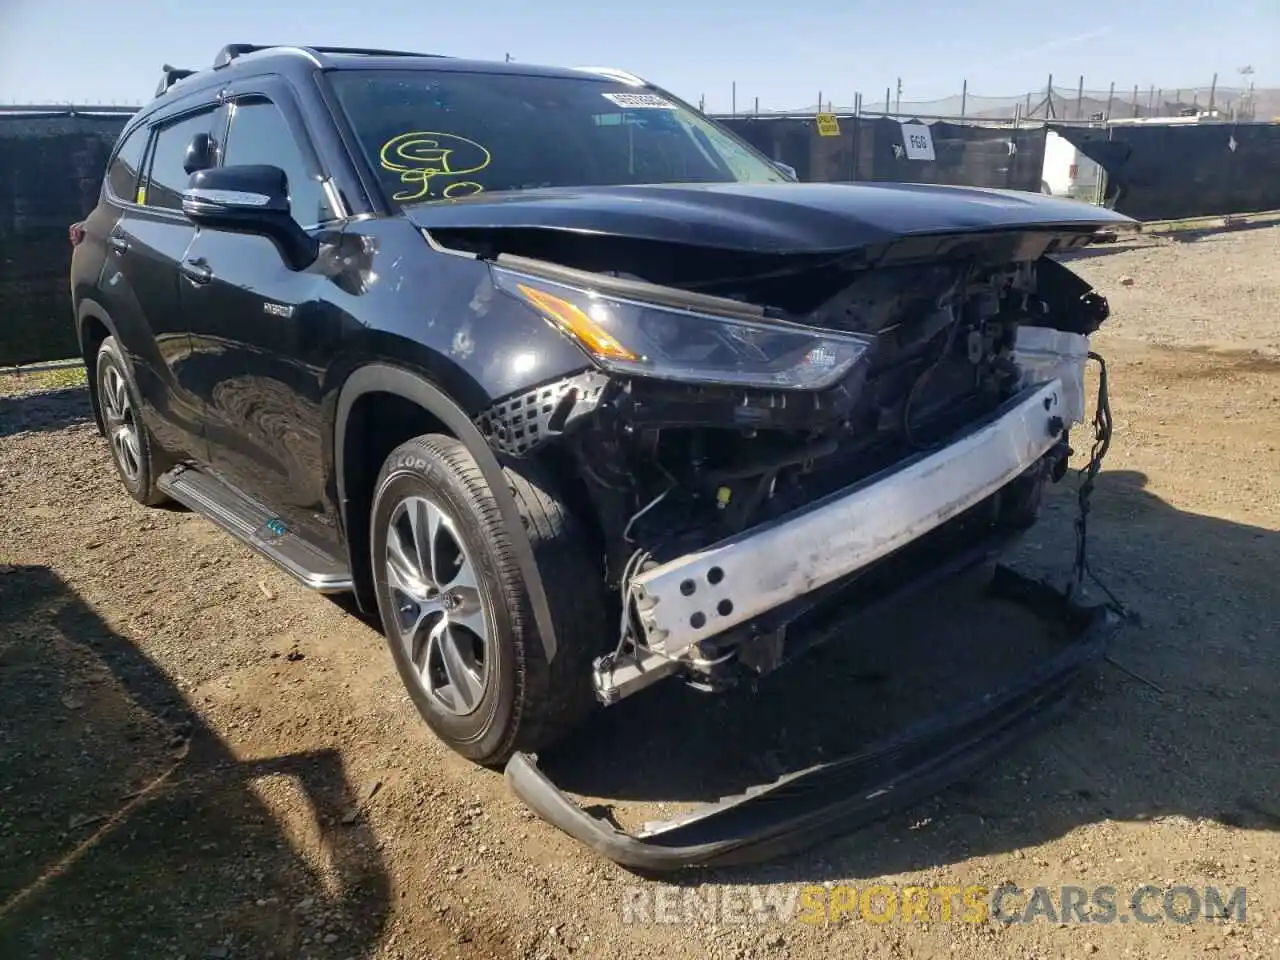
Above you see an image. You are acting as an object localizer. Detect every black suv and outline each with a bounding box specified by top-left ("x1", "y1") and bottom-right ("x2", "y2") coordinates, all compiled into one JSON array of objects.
[{"x1": 71, "y1": 44, "x2": 1131, "y2": 773}]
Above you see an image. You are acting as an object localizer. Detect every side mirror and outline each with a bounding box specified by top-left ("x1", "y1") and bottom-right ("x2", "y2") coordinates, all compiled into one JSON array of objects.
[
  {"x1": 772, "y1": 160, "x2": 799, "y2": 181},
  {"x1": 183, "y1": 132, "x2": 216, "y2": 175},
  {"x1": 182, "y1": 164, "x2": 318, "y2": 271}
]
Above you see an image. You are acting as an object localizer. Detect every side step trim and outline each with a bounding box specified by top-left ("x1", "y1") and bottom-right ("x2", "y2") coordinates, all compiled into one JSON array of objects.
[{"x1": 158, "y1": 465, "x2": 354, "y2": 593}]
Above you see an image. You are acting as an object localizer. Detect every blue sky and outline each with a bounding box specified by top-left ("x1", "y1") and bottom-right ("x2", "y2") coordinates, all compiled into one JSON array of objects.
[{"x1": 1, "y1": 0, "x2": 1274, "y2": 110}]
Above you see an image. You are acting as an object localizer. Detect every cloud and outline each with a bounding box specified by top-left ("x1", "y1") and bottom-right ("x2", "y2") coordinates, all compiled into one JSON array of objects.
[
  {"x1": 1005, "y1": 27, "x2": 1114, "y2": 63},
  {"x1": 913, "y1": 26, "x2": 1114, "y2": 87}
]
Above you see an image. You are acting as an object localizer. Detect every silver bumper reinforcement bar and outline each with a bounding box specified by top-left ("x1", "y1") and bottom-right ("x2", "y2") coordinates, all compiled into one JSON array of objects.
[{"x1": 630, "y1": 379, "x2": 1069, "y2": 659}]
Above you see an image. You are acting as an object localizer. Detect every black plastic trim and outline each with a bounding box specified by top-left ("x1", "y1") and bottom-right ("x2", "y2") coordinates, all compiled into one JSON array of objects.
[
  {"x1": 475, "y1": 369, "x2": 610, "y2": 456},
  {"x1": 505, "y1": 565, "x2": 1121, "y2": 871},
  {"x1": 75, "y1": 298, "x2": 123, "y2": 437}
]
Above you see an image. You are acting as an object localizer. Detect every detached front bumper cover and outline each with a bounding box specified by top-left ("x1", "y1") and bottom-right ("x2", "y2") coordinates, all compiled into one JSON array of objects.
[{"x1": 505, "y1": 567, "x2": 1122, "y2": 872}]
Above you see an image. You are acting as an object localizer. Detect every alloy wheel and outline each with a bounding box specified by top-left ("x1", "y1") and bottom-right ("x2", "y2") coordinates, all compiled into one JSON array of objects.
[
  {"x1": 101, "y1": 364, "x2": 141, "y2": 482},
  {"x1": 384, "y1": 495, "x2": 491, "y2": 716}
]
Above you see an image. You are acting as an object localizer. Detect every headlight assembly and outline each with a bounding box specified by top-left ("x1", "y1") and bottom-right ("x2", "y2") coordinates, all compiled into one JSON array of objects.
[{"x1": 492, "y1": 267, "x2": 873, "y2": 391}]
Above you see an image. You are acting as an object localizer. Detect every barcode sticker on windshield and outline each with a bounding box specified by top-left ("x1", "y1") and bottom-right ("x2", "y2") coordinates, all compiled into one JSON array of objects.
[{"x1": 602, "y1": 92, "x2": 676, "y2": 109}]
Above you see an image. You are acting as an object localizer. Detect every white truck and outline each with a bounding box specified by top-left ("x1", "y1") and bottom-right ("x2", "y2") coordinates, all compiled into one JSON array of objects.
[{"x1": 1040, "y1": 128, "x2": 1104, "y2": 202}]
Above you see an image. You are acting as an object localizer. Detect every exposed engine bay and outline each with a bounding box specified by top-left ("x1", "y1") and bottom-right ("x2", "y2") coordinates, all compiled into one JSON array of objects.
[{"x1": 460, "y1": 227, "x2": 1114, "y2": 707}]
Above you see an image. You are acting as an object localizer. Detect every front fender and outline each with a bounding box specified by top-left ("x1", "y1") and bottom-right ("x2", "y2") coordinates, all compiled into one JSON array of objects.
[{"x1": 333, "y1": 363, "x2": 561, "y2": 661}]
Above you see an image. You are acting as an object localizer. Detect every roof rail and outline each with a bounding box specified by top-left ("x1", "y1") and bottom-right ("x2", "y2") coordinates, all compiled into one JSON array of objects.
[
  {"x1": 308, "y1": 45, "x2": 449, "y2": 59},
  {"x1": 155, "y1": 64, "x2": 197, "y2": 98},
  {"x1": 212, "y1": 44, "x2": 447, "y2": 70},
  {"x1": 213, "y1": 44, "x2": 303, "y2": 68},
  {"x1": 573, "y1": 66, "x2": 648, "y2": 87}
]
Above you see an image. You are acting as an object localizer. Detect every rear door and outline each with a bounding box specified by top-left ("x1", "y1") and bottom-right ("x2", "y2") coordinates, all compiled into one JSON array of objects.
[
  {"x1": 177, "y1": 79, "x2": 345, "y2": 554},
  {"x1": 104, "y1": 103, "x2": 222, "y2": 461}
]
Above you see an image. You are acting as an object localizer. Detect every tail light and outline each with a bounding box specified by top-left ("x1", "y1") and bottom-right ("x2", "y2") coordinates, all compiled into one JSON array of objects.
[
  {"x1": 69, "y1": 222, "x2": 87, "y2": 247},
  {"x1": 1068, "y1": 164, "x2": 1079, "y2": 179}
]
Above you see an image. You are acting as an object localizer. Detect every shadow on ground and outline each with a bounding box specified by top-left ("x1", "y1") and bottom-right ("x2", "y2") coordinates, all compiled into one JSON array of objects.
[
  {"x1": 537, "y1": 469, "x2": 1279, "y2": 882},
  {"x1": 1057, "y1": 219, "x2": 1279, "y2": 262},
  {"x1": 0, "y1": 566, "x2": 391, "y2": 959},
  {"x1": 1146, "y1": 218, "x2": 1280, "y2": 244},
  {"x1": 1055, "y1": 241, "x2": 1153, "y2": 263},
  {"x1": 0, "y1": 387, "x2": 94, "y2": 438}
]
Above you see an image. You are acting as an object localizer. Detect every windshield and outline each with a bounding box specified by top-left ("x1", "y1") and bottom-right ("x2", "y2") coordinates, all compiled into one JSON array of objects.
[{"x1": 327, "y1": 69, "x2": 787, "y2": 206}]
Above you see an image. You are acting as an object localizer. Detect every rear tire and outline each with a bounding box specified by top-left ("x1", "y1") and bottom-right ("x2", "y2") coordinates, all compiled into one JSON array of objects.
[
  {"x1": 369, "y1": 434, "x2": 607, "y2": 766},
  {"x1": 95, "y1": 336, "x2": 169, "y2": 507}
]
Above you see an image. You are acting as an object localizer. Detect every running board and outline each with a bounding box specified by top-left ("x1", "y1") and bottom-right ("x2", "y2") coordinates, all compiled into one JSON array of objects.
[{"x1": 157, "y1": 465, "x2": 353, "y2": 593}]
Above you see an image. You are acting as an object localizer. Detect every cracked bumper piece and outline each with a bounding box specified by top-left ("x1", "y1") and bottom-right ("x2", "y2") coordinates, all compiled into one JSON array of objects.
[
  {"x1": 505, "y1": 567, "x2": 1122, "y2": 872},
  {"x1": 631, "y1": 379, "x2": 1069, "y2": 659}
]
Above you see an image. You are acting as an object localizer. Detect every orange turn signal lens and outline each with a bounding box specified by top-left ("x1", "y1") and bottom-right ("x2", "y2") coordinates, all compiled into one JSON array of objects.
[{"x1": 516, "y1": 283, "x2": 637, "y2": 361}]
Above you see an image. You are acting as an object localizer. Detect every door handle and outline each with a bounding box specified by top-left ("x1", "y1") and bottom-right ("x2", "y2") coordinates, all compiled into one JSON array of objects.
[
  {"x1": 181, "y1": 257, "x2": 213, "y2": 285},
  {"x1": 108, "y1": 235, "x2": 130, "y2": 254}
]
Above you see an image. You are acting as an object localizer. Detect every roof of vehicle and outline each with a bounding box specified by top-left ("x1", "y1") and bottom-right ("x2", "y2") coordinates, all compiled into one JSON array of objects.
[{"x1": 148, "y1": 44, "x2": 636, "y2": 113}]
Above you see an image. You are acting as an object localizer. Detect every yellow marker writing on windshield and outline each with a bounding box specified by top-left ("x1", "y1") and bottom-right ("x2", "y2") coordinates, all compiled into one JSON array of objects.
[{"x1": 378, "y1": 132, "x2": 492, "y2": 202}]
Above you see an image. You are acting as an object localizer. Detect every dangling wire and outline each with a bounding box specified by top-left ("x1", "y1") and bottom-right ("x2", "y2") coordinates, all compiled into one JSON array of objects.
[
  {"x1": 903, "y1": 305, "x2": 964, "y2": 450},
  {"x1": 1069, "y1": 351, "x2": 1127, "y2": 615},
  {"x1": 600, "y1": 481, "x2": 680, "y2": 676},
  {"x1": 609, "y1": 546, "x2": 652, "y2": 663},
  {"x1": 623, "y1": 486, "x2": 672, "y2": 543}
]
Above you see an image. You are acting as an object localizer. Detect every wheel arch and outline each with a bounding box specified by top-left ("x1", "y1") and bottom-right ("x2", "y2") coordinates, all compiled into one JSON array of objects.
[
  {"x1": 75, "y1": 298, "x2": 121, "y2": 436},
  {"x1": 334, "y1": 363, "x2": 560, "y2": 661}
]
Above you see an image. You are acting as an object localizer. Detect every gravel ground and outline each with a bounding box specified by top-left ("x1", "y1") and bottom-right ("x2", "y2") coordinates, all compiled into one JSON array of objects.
[
  {"x1": 1061, "y1": 225, "x2": 1280, "y2": 356},
  {"x1": 1, "y1": 226, "x2": 1278, "y2": 960}
]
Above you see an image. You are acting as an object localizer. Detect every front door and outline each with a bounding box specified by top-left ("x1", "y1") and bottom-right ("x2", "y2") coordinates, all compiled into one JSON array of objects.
[{"x1": 178, "y1": 88, "x2": 345, "y2": 554}]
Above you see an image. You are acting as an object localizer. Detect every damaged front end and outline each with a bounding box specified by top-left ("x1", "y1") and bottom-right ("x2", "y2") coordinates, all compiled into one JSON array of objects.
[
  {"x1": 438, "y1": 218, "x2": 1125, "y2": 868},
  {"x1": 459, "y1": 225, "x2": 1114, "y2": 699}
]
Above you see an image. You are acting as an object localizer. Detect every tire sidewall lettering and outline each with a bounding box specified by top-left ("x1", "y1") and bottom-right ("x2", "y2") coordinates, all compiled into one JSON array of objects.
[{"x1": 392, "y1": 454, "x2": 431, "y2": 473}]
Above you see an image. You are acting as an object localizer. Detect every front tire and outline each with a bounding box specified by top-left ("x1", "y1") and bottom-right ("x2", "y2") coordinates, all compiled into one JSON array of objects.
[
  {"x1": 95, "y1": 336, "x2": 169, "y2": 506},
  {"x1": 369, "y1": 434, "x2": 606, "y2": 766}
]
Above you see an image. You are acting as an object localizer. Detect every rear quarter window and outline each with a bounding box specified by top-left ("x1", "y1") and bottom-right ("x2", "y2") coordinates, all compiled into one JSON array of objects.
[{"x1": 105, "y1": 125, "x2": 149, "y2": 204}]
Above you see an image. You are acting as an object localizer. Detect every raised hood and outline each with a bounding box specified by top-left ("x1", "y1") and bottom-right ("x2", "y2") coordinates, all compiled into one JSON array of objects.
[{"x1": 403, "y1": 181, "x2": 1134, "y2": 255}]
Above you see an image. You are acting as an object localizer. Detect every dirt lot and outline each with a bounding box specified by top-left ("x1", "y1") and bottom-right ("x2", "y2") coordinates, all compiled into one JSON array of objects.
[{"x1": 2, "y1": 225, "x2": 1278, "y2": 960}]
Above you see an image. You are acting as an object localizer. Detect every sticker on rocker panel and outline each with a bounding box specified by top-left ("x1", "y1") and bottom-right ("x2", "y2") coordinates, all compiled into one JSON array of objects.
[{"x1": 601, "y1": 92, "x2": 676, "y2": 109}]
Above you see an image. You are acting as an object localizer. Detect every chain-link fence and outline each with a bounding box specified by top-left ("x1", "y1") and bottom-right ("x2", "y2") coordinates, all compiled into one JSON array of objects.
[{"x1": 713, "y1": 82, "x2": 1278, "y2": 123}]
